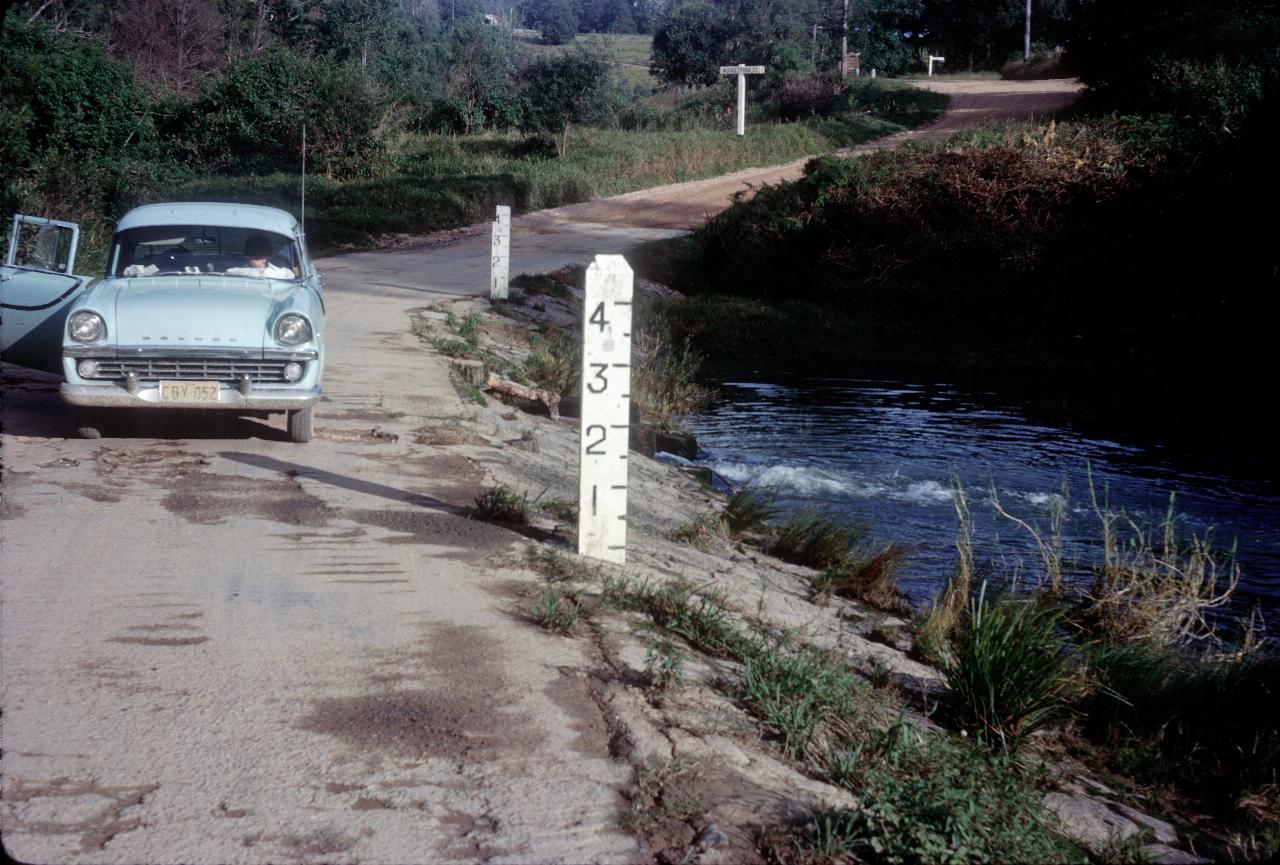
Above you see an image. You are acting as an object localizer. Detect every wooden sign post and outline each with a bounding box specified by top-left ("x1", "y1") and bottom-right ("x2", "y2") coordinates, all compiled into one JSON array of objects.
[
  {"x1": 577, "y1": 255, "x2": 633, "y2": 564},
  {"x1": 490, "y1": 205, "x2": 510, "y2": 300},
  {"x1": 718, "y1": 64, "x2": 766, "y2": 136},
  {"x1": 928, "y1": 55, "x2": 945, "y2": 76}
]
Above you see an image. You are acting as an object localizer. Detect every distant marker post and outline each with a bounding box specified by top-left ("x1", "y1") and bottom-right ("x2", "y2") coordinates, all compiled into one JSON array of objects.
[{"x1": 719, "y1": 63, "x2": 766, "y2": 136}]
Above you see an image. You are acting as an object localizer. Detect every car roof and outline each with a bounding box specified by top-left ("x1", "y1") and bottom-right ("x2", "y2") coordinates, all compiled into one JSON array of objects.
[{"x1": 115, "y1": 203, "x2": 300, "y2": 237}]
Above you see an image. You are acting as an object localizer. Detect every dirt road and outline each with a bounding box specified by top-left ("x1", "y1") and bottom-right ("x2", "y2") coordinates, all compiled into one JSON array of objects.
[
  {"x1": 1, "y1": 78, "x2": 1080, "y2": 863},
  {"x1": 539, "y1": 77, "x2": 1082, "y2": 230}
]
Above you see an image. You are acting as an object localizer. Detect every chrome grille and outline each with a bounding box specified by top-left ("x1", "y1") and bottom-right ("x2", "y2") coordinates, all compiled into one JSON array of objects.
[{"x1": 84, "y1": 357, "x2": 294, "y2": 383}]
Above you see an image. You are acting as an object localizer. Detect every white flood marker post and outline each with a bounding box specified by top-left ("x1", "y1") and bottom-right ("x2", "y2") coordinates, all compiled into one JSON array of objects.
[
  {"x1": 489, "y1": 205, "x2": 510, "y2": 300},
  {"x1": 928, "y1": 55, "x2": 945, "y2": 76},
  {"x1": 718, "y1": 64, "x2": 766, "y2": 136},
  {"x1": 577, "y1": 255, "x2": 634, "y2": 564}
]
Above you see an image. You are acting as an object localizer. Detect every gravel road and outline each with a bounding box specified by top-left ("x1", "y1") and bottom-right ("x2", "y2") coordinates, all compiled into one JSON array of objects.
[{"x1": 1, "y1": 78, "x2": 1080, "y2": 864}]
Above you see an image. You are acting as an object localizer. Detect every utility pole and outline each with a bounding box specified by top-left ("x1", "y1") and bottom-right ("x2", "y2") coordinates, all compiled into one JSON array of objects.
[
  {"x1": 841, "y1": 0, "x2": 849, "y2": 78},
  {"x1": 1024, "y1": 0, "x2": 1032, "y2": 60}
]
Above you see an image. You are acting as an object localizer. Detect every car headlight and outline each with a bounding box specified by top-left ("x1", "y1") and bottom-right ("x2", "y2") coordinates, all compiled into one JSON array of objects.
[
  {"x1": 282, "y1": 362, "x2": 303, "y2": 382},
  {"x1": 69, "y1": 311, "x2": 106, "y2": 342},
  {"x1": 274, "y1": 314, "x2": 312, "y2": 346}
]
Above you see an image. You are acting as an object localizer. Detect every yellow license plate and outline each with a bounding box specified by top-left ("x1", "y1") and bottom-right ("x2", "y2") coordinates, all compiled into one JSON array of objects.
[{"x1": 158, "y1": 381, "x2": 220, "y2": 403}]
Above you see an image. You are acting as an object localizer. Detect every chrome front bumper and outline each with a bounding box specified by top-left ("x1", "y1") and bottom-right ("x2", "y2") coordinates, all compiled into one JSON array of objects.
[{"x1": 61, "y1": 383, "x2": 320, "y2": 410}]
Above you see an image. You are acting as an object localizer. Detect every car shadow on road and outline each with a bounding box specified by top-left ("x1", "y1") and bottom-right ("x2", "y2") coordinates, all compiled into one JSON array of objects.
[
  {"x1": 220, "y1": 451, "x2": 561, "y2": 545},
  {"x1": 222, "y1": 451, "x2": 465, "y2": 512}
]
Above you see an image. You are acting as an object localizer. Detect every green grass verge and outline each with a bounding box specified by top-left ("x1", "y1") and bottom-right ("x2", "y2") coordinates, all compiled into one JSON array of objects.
[{"x1": 596, "y1": 574, "x2": 1080, "y2": 863}]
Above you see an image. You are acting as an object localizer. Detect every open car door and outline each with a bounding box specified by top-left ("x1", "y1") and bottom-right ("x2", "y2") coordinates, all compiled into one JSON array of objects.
[{"x1": 1, "y1": 214, "x2": 90, "y2": 374}]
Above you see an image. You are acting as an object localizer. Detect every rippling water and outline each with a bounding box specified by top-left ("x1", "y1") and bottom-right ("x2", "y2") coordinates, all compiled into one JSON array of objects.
[{"x1": 685, "y1": 371, "x2": 1280, "y2": 620}]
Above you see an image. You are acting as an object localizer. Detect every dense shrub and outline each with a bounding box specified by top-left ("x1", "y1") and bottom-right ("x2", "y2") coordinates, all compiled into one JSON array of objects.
[
  {"x1": 1085, "y1": 642, "x2": 1280, "y2": 807},
  {"x1": 1000, "y1": 51, "x2": 1073, "y2": 81},
  {"x1": 0, "y1": 21, "x2": 158, "y2": 216},
  {"x1": 0, "y1": 20, "x2": 175, "y2": 268},
  {"x1": 774, "y1": 72, "x2": 841, "y2": 120},
  {"x1": 814, "y1": 734, "x2": 1080, "y2": 864},
  {"x1": 1068, "y1": 0, "x2": 1280, "y2": 113},
  {"x1": 520, "y1": 47, "x2": 615, "y2": 156},
  {"x1": 188, "y1": 49, "x2": 389, "y2": 177}
]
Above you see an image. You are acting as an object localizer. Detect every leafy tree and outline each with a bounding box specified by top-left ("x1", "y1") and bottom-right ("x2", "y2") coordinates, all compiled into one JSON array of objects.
[
  {"x1": 604, "y1": 0, "x2": 636, "y2": 32},
  {"x1": 574, "y1": 0, "x2": 634, "y2": 32},
  {"x1": 523, "y1": 0, "x2": 577, "y2": 42},
  {"x1": 0, "y1": 19, "x2": 158, "y2": 220},
  {"x1": 315, "y1": 0, "x2": 404, "y2": 70},
  {"x1": 631, "y1": 0, "x2": 665, "y2": 33},
  {"x1": 520, "y1": 45, "x2": 614, "y2": 155},
  {"x1": 650, "y1": 1, "x2": 730, "y2": 86},
  {"x1": 190, "y1": 48, "x2": 387, "y2": 175},
  {"x1": 858, "y1": 0, "x2": 923, "y2": 74},
  {"x1": 438, "y1": 0, "x2": 485, "y2": 30},
  {"x1": 113, "y1": 0, "x2": 227, "y2": 94},
  {"x1": 444, "y1": 24, "x2": 522, "y2": 133},
  {"x1": 0, "y1": 20, "x2": 155, "y2": 172}
]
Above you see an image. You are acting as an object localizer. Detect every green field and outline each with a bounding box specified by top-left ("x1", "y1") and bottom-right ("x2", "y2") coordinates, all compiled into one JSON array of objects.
[{"x1": 518, "y1": 32, "x2": 656, "y2": 91}]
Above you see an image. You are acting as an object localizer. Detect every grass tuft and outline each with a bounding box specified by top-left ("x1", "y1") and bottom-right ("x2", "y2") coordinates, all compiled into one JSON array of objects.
[
  {"x1": 719, "y1": 486, "x2": 779, "y2": 537},
  {"x1": 525, "y1": 545, "x2": 598, "y2": 582},
  {"x1": 644, "y1": 638, "x2": 686, "y2": 692},
  {"x1": 529, "y1": 587, "x2": 582, "y2": 635},
  {"x1": 523, "y1": 330, "x2": 580, "y2": 397},
  {"x1": 741, "y1": 642, "x2": 862, "y2": 761},
  {"x1": 812, "y1": 543, "x2": 912, "y2": 612},
  {"x1": 772, "y1": 512, "x2": 866, "y2": 570},
  {"x1": 472, "y1": 485, "x2": 530, "y2": 524},
  {"x1": 939, "y1": 584, "x2": 1081, "y2": 750},
  {"x1": 630, "y1": 331, "x2": 713, "y2": 428}
]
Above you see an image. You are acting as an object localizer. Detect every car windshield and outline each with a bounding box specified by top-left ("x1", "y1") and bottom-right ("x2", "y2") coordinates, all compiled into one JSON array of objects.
[{"x1": 111, "y1": 225, "x2": 302, "y2": 280}]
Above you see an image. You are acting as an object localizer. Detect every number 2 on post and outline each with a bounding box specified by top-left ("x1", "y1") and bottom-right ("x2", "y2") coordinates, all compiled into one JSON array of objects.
[{"x1": 585, "y1": 425, "x2": 607, "y2": 455}]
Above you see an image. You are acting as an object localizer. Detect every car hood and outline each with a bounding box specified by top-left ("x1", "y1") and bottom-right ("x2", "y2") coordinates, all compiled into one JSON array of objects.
[{"x1": 102, "y1": 277, "x2": 302, "y2": 350}]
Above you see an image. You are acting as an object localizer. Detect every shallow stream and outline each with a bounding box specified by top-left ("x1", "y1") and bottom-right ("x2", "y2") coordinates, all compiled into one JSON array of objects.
[{"x1": 685, "y1": 369, "x2": 1280, "y2": 624}]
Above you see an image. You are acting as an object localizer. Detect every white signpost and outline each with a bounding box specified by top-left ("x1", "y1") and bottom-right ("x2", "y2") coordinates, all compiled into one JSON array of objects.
[
  {"x1": 928, "y1": 55, "x2": 946, "y2": 76},
  {"x1": 577, "y1": 255, "x2": 633, "y2": 564},
  {"x1": 718, "y1": 64, "x2": 766, "y2": 136},
  {"x1": 489, "y1": 205, "x2": 510, "y2": 300}
]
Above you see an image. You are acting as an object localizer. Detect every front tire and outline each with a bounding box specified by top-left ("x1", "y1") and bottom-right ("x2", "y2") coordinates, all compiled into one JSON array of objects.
[
  {"x1": 287, "y1": 406, "x2": 313, "y2": 443},
  {"x1": 77, "y1": 409, "x2": 103, "y2": 439}
]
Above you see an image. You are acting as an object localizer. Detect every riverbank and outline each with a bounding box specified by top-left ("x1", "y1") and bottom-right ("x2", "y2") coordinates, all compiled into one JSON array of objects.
[
  {"x1": 627, "y1": 104, "x2": 1279, "y2": 461},
  {"x1": 403, "y1": 277, "x2": 1269, "y2": 863}
]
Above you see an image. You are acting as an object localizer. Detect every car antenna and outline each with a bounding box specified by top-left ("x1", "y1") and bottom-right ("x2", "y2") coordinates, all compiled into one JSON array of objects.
[{"x1": 300, "y1": 123, "x2": 307, "y2": 234}]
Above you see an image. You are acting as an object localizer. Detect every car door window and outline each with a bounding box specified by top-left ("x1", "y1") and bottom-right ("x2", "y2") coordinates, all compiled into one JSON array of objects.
[{"x1": 5, "y1": 215, "x2": 79, "y2": 275}]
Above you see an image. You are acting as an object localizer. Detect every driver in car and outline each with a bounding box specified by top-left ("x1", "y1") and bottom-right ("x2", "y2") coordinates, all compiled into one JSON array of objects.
[{"x1": 226, "y1": 233, "x2": 295, "y2": 278}]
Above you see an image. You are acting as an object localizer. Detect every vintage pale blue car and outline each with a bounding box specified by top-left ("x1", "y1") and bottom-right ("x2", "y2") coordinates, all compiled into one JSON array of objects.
[{"x1": 54, "y1": 202, "x2": 324, "y2": 441}]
